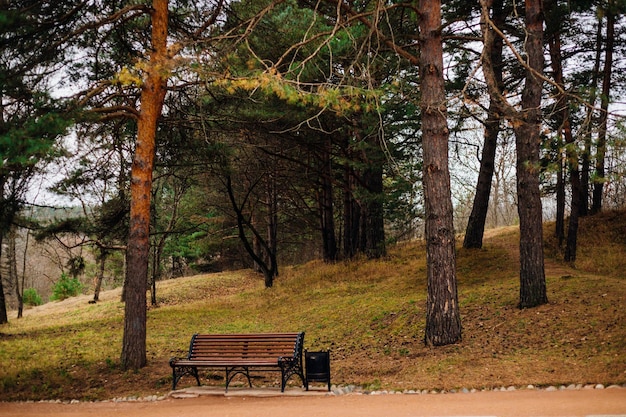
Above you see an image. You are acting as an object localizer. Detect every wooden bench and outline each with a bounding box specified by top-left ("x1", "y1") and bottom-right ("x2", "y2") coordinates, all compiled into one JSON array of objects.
[{"x1": 169, "y1": 332, "x2": 306, "y2": 392}]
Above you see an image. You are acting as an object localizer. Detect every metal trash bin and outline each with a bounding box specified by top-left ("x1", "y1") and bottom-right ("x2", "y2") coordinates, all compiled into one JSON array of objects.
[{"x1": 305, "y1": 350, "x2": 331, "y2": 391}]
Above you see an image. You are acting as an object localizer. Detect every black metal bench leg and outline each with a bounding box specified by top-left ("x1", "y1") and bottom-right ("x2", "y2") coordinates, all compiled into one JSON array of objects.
[
  {"x1": 171, "y1": 365, "x2": 201, "y2": 391},
  {"x1": 281, "y1": 370, "x2": 286, "y2": 392},
  {"x1": 193, "y1": 367, "x2": 201, "y2": 386},
  {"x1": 225, "y1": 366, "x2": 252, "y2": 392},
  {"x1": 279, "y1": 360, "x2": 306, "y2": 392}
]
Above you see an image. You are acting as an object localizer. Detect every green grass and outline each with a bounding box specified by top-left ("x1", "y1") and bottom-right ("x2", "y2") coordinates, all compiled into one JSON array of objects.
[{"x1": 1, "y1": 212, "x2": 625, "y2": 401}]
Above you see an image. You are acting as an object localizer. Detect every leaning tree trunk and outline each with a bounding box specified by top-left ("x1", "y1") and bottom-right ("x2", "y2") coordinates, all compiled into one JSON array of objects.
[
  {"x1": 121, "y1": 0, "x2": 168, "y2": 371},
  {"x1": 514, "y1": 0, "x2": 547, "y2": 309},
  {"x1": 225, "y1": 176, "x2": 277, "y2": 288},
  {"x1": 419, "y1": 0, "x2": 461, "y2": 346},
  {"x1": 463, "y1": 0, "x2": 505, "y2": 250}
]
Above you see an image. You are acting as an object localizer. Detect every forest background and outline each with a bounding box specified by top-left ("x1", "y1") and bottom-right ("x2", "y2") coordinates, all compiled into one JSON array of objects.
[{"x1": 1, "y1": 0, "x2": 626, "y2": 372}]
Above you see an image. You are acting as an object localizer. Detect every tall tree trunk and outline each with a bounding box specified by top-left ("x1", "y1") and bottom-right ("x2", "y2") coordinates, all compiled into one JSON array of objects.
[
  {"x1": 419, "y1": 0, "x2": 461, "y2": 346},
  {"x1": 8, "y1": 226, "x2": 22, "y2": 318},
  {"x1": 547, "y1": 31, "x2": 565, "y2": 246},
  {"x1": 548, "y1": 31, "x2": 581, "y2": 262},
  {"x1": 121, "y1": 0, "x2": 168, "y2": 371},
  {"x1": 20, "y1": 226, "x2": 30, "y2": 316},
  {"x1": 565, "y1": 156, "x2": 581, "y2": 262},
  {"x1": 362, "y1": 133, "x2": 386, "y2": 259},
  {"x1": 342, "y1": 162, "x2": 360, "y2": 259},
  {"x1": 150, "y1": 243, "x2": 158, "y2": 306},
  {"x1": 0, "y1": 176, "x2": 9, "y2": 324},
  {"x1": 591, "y1": 6, "x2": 615, "y2": 215},
  {"x1": 555, "y1": 154, "x2": 565, "y2": 244},
  {"x1": 93, "y1": 250, "x2": 106, "y2": 302},
  {"x1": 266, "y1": 169, "x2": 278, "y2": 287},
  {"x1": 545, "y1": 0, "x2": 567, "y2": 241},
  {"x1": 514, "y1": 0, "x2": 547, "y2": 309},
  {"x1": 580, "y1": 14, "x2": 604, "y2": 217},
  {"x1": 0, "y1": 233, "x2": 7, "y2": 324},
  {"x1": 464, "y1": 0, "x2": 505, "y2": 249},
  {"x1": 319, "y1": 136, "x2": 338, "y2": 262}
]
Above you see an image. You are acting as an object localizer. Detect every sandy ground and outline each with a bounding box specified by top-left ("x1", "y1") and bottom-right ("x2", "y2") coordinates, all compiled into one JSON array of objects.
[{"x1": 1, "y1": 388, "x2": 625, "y2": 417}]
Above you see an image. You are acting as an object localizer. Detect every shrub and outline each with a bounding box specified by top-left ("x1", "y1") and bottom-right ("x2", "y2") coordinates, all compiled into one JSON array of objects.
[
  {"x1": 22, "y1": 288, "x2": 43, "y2": 306},
  {"x1": 50, "y1": 273, "x2": 83, "y2": 301}
]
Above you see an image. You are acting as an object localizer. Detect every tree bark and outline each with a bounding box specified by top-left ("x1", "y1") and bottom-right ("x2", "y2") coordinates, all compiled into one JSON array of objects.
[
  {"x1": 555, "y1": 146, "x2": 565, "y2": 244},
  {"x1": 319, "y1": 136, "x2": 338, "y2": 262},
  {"x1": 580, "y1": 14, "x2": 604, "y2": 217},
  {"x1": 20, "y1": 227, "x2": 30, "y2": 316},
  {"x1": 121, "y1": 0, "x2": 168, "y2": 371},
  {"x1": 93, "y1": 250, "x2": 106, "y2": 302},
  {"x1": 0, "y1": 233, "x2": 7, "y2": 324},
  {"x1": 547, "y1": 31, "x2": 581, "y2": 262},
  {"x1": 464, "y1": 0, "x2": 505, "y2": 249},
  {"x1": 591, "y1": 5, "x2": 615, "y2": 215},
  {"x1": 362, "y1": 133, "x2": 386, "y2": 259},
  {"x1": 8, "y1": 226, "x2": 22, "y2": 318},
  {"x1": 547, "y1": 24, "x2": 565, "y2": 246},
  {"x1": 514, "y1": 0, "x2": 547, "y2": 309},
  {"x1": 342, "y1": 160, "x2": 360, "y2": 259},
  {"x1": 564, "y1": 160, "x2": 581, "y2": 262},
  {"x1": 419, "y1": 0, "x2": 461, "y2": 346},
  {"x1": 266, "y1": 169, "x2": 279, "y2": 287}
]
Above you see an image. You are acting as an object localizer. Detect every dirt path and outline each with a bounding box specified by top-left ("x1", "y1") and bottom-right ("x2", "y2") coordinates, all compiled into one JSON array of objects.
[{"x1": 1, "y1": 388, "x2": 625, "y2": 417}]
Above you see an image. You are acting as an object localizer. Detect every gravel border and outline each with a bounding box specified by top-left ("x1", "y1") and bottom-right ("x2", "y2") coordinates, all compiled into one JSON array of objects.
[{"x1": 8, "y1": 382, "x2": 623, "y2": 404}]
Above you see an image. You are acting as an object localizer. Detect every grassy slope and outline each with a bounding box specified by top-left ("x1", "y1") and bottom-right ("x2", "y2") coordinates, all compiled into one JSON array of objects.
[{"x1": 0, "y1": 211, "x2": 624, "y2": 401}]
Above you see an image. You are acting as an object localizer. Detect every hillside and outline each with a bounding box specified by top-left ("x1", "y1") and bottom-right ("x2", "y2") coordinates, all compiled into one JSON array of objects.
[{"x1": 0, "y1": 211, "x2": 625, "y2": 401}]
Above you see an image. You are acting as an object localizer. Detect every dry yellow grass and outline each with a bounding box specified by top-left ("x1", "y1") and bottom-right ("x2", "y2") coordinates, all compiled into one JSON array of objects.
[{"x1": 0, "y1": 212, "x2": 624, "y2": 401}]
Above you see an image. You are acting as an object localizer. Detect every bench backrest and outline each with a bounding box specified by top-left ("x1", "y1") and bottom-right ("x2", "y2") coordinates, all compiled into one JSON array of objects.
[{"x1": 187, "y1": 332, "x2": 304, "y2": 362}]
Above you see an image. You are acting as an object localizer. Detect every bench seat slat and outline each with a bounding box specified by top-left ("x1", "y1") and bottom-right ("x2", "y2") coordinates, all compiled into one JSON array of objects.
[
  {"x1": 192, "y1": 344, "x2": 295, "y2": 349},
  {"x1": 189, "y1": 349, "x2": 294, "y2": 354},
  {"x1": 173, "y1": 359, "x2": 278, "y2": 367}
]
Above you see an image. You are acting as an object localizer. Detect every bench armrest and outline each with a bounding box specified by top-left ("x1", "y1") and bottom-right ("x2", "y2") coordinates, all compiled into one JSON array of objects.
[{"x1": 169, "y1": 357, "x2": 184, "y2": 366}]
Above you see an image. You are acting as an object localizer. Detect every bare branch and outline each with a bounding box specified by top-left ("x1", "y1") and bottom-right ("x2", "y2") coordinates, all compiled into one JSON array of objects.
[{"x1": 89, "y1": 105, "x2": 140, "y2": 120}]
